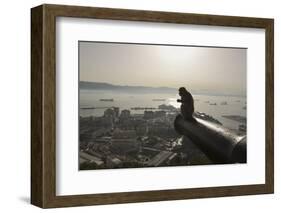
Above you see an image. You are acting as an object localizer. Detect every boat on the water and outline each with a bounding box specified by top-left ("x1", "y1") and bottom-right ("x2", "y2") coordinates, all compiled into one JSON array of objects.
[
  {"x1": 152, "y1": 99, "x2": 165, "y2": 101},
  {"x1": 131, "y1": 107, "x2": 156, "y2": 110},
  {"x1": 99, "y1": 98, "x2": 114, "y2": 102}
]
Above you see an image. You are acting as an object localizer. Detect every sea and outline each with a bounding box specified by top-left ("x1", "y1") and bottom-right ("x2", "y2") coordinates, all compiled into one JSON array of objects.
[{"x1": 80, "y1": 89, "x2": 246, "y2": 131}]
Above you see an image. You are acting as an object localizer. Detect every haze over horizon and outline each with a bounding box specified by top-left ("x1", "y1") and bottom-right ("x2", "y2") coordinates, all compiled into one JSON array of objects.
[
  {"x1": 80, "y1": 80, "x2": 176, "y2": 88},
  {"x1": 79, "y1": 42, "x2": 247, "y2": 96}
]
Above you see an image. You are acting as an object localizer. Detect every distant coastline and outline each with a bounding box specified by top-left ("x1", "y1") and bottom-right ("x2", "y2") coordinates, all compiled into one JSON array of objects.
[
  {"x1": 79, "y1": 81, "x2": 246, "y2": 97},
  {"x1": 80, "y1": 81, "x2": 177, "y2": 94}
]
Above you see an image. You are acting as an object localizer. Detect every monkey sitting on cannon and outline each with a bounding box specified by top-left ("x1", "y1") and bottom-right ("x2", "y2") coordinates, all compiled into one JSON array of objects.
[{"x1": 177, "y1": 87, "x2": 196, "y2": 122}]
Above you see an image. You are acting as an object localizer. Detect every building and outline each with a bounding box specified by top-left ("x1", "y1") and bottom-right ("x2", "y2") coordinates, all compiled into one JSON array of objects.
[
  {"x1": 113, "y1": 107, "x2": 120, "y2": 118},
  {"x1": 154, "y1": 110, "x2": 166, "y2": 118},
  {"x1": 143, "y1": 111, "x2": 154, "y2": 119},
  {"x1": 112, "y1": 129, "x2": 137, "y2": 139},
  {"x1": 120, "y1": 109, "x2": 131, "y2": 118},
  {"x1": 79, "y1": 151, "x2": 104, "y2": 166},
  {"x1": 104, "y1": 108, "x2": 115, "y2": 117},
  {"x1": 106, "y1": 157, "x2": 122, "y2": 168},
  {"x1": 79, "y1": 157, "x2": 88, "y2": 164},
  {"x1": 110, "y1": 129, "x2": 139, "y2": 154},
  {"x1": 143, "y1": 110, "x2": 166, "y2": 119},
  {"x1": 146, "y1": 151, "x2": 177, "y2": 167}
]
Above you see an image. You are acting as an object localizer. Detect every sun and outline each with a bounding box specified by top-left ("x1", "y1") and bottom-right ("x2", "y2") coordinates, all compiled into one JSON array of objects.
[{"x1": 154, "y1": 45, "x2": 200, "y2": 65}]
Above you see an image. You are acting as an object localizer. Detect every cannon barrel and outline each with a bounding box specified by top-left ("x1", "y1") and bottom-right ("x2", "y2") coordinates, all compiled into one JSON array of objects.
[{"x1": 174, "y1": 115, "x2": 246, "y2": 164}]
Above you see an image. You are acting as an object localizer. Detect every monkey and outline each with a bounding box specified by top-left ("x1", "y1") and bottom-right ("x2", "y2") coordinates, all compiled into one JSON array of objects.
[{"x1": 177, "y1": 87, "x2": 196, "y2": 122}]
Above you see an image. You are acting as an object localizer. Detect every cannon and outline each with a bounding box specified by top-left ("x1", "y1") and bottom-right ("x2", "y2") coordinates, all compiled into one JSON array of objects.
[{"x1": 174, "y1": 114, "x2": 246, "y2": 164}]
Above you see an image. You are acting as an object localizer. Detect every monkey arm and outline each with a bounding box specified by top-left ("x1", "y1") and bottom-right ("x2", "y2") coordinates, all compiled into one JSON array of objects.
[{"x1": 177, "y1": 99, "x2": 183, "y2": 103}]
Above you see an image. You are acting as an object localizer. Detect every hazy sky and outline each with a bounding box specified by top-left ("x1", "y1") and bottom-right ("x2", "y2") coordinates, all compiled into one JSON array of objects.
[{"x1": 79, "y1": 42, "x2": 246, "y2": 96}]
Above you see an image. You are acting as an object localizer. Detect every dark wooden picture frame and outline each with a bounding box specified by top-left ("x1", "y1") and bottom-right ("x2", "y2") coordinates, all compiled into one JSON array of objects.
[{"x1": 31, "y1": 4, "x2": 274, "y2": 208}]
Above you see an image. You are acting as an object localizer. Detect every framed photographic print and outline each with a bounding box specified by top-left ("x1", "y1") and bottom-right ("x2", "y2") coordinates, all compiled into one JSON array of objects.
[{"x1": 31, "y1": 4, "x2": 274, "y2": 208}]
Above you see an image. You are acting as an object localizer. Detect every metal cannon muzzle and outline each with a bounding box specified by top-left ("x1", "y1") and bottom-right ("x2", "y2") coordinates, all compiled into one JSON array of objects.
[{"x1": 174, "y1": 114, "x2": 246, "y2": 164}]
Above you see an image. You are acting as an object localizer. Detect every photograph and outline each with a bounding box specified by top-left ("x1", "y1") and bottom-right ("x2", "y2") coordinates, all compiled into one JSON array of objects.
[
  {"x1": 78, "y1": 41, "x2": 247, "y2": 170},
  {"x1": 30, "y1": 4, "x2": 274, "y2": 208}
]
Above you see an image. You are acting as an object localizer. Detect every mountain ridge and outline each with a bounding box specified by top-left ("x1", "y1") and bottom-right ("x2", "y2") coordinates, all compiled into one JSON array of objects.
[{"x1": 80, "y1": 81, "x2": 177, "y2": 93}]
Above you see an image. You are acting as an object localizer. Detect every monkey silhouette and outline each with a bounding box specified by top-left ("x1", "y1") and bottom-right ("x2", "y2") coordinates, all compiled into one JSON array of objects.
[{"x1": 177, "y1": 87, "x2": 196, "y2": 122}]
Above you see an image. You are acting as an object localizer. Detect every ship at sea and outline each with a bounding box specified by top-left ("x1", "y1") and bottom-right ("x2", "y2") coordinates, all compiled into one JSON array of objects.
[
  {"x1": 152, "y1": 99, "x2": 166, "y2": 101},
  {"x1": 131, "y1": 107, "x2": 156, "y2": 110},
  {"x1": 99, "y1": 98, "x2": 114, "y2": 102}
]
